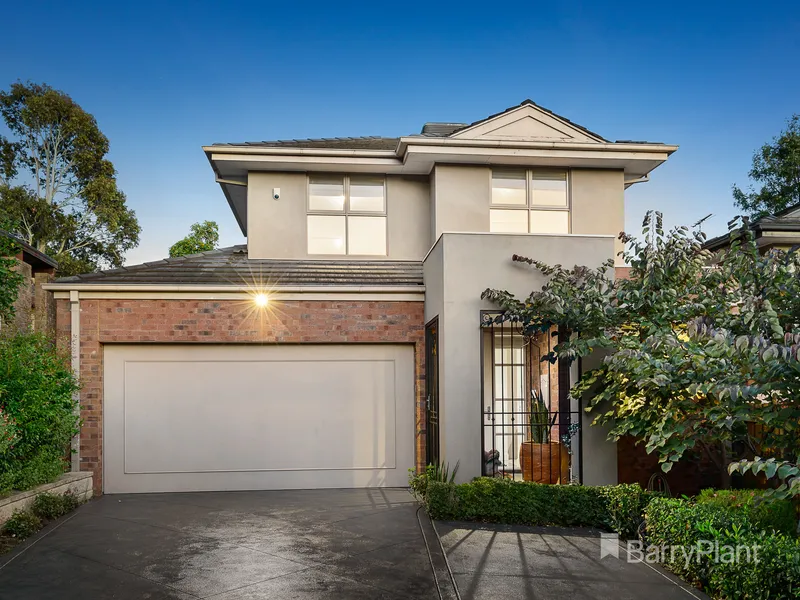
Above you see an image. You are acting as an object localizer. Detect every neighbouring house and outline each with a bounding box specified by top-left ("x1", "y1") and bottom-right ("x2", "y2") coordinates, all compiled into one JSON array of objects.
[
  {"x1": 705, "y1": 202, "x2": 800, "y2": 253},
  {"x1": 1, "y1": 230, "x2": 57, "y2": 333},
  {"x1": 45, "y1": 101, "x2": 676, "y2": 495}
]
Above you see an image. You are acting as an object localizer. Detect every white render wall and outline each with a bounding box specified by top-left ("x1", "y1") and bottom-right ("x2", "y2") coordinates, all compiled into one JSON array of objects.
[
  {"x1": 247, "y1": 172, "x2": 431, "y2": 260},
  {"x1": 423, "y1": 232, "x2": 618, "y2": 485},
  {"x1": 246, "y1": 167, "x2": 626, "y2": 264}
]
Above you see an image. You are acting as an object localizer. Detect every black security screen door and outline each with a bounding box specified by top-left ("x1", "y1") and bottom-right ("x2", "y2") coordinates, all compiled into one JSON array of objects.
[
  {"x1": 480, "y1": 313, "x2": 582, "y2": 484},
  {"x1": 425, "y1": 318, "x2": 440, "y2": 466}
]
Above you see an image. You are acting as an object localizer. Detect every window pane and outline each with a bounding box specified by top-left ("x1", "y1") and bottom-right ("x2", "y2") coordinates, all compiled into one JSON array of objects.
[
  {"x1": 307, "y1": 215, "x2": 345, "y2": 254},
  {"x1": 349, "y1": 177, "x2": 385, "y2": 212},
  {"x1": 531, "y1": 172, "x2": 567, "y2": 207},
  {"x1": 494, "y1": 333, "x2": 525, "y2": 364},
  {"x1": 529, "y1": 210, "x2": 569, "y2": 234},
  {"x1": 494, "y1": 366, "x2": 525, "y2": 399},
  {"x1": 491, "y1": 170, "x2": 527, "y2": 205},
  {"x1": 347, "y1": 216, "x2": 386, "y2": 255},
  {"x1": 490, "y1": 209, "x2": 528, "y2": 233},
  {"x1": 309, "y1": 176, "x2": 345, "y2": 211}
]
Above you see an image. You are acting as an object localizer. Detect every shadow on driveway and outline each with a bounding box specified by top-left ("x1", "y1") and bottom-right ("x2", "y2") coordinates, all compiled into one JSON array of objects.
[
  {"x1": 435, "y1": 521, "x2": 709, "y2": 600},
  {"x1": 0, "y1": 489, "x2": 436, "y2": 599}
]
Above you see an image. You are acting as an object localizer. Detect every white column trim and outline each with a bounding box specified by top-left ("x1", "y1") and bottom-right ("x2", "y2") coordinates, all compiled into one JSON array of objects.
[{"x1": 69, "y1": 290, "x2": 81, "y2": 472}]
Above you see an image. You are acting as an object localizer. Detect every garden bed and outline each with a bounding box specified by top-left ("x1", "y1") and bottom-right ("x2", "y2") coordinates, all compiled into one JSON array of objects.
[{"x1": 0, "y1": 472, "x2": 92, "y2": 526}]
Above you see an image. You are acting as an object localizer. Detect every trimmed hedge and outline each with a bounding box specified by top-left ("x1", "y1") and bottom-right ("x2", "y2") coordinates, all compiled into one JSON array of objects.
[
  {"x1": 422, "y1": 477, "x2": 657, "y2": 538},
  {"x1": 696, "y1": 488, "x2": 796, "y2": 536},
  {"x1": 646, "y1": 496, "x2": 800, "y2": 598}
]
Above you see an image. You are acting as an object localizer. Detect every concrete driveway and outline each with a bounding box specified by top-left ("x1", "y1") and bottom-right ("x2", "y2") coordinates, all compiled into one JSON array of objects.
[
  {"x1": 0, "y1": 489, "x2": 437, "y2": 599},
  {"x1": 435, "y1": 521, "x2": 709, "y2": 600}
]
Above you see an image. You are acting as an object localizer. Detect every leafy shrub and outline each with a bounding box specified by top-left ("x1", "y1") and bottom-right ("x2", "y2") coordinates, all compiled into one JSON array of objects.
[
  {"x1": 0, "y1": 408, "x2": 19, "y2": 455},
  {"x1": 408, "y1": 462, "x2": 460, "y2": 500},
  {"x1": 646, "y1": 496, "x2": 800, "y2": 597},
  {"x1": 709, "y1": 526, "x2": 800, "y2": 599},
  {"x1": 597, "y1": 483, "x2": 658, "y2": 539},
  {"x1": 31, "y1": 491, "x2": 80, "y2": 521},
  {"x1": 696, "y1": 488, "x2": 797, "y2": 535},
  {"x1": 422, "y1": 477, "x2": 654, "y2": 537},
  {"x1": 0, "y1": 333, "x2": 80, "y2": 493},
  {"x1": 2, "y1": 510, "x2": 41, "y2": 539}
]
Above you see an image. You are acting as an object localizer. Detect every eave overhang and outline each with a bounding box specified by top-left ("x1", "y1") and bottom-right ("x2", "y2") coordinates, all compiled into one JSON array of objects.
[{"x1": 204, "y1": 138, "x2": 677, "y2": 236}]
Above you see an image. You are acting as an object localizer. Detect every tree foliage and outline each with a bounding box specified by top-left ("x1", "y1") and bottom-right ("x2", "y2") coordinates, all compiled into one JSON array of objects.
[
  {"x1": 0, "y1": 81, "x2": 140, "y2": 275},
  {"x1": 732, "y1": 114, "x2": 800, "y2": 219},
  {"x1": 482, "y1": 212, "x2": 800, "y2": 492},
  {"x1": 169, "y1": 220, "x2": 219, "y2": 257},
  {"x1": 0, "y1": 227, "x2": 24, "y2": 326}
]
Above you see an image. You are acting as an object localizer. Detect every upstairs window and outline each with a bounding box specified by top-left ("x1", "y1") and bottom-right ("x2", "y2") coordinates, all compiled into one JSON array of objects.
[
  {"x1": 490, "y1": 170, "x2": 569, "y2": 234},
  {"x1": 307, "y1": 175, "x2": 387, "y2": 255}
]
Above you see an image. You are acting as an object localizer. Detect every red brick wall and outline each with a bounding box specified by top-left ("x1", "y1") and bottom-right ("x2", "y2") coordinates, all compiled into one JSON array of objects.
[
  {"x1": 617, "y1": 436, "x2": 723, "y2": 496},
  {"x1": 56, "y1": 298, "x2": 426, "y2": 495}
]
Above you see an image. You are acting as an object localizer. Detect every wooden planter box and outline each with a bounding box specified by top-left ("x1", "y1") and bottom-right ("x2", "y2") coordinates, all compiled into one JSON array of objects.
[{"x1": 519, "y1": 441, "x2": 570, "y2": 484}]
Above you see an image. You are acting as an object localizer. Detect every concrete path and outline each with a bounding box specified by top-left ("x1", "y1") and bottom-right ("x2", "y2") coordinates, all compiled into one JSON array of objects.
[
  {"x1": 0, "y1": 489, "x2": 437, "y2": 599},
  {"x1": 435, "y1": 521, "x2": 709, "y2": 600}
]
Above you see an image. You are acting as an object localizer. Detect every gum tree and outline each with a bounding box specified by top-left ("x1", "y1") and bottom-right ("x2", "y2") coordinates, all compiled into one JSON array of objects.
[
  {"x1": 483, "y1": 213, "x2": 800, "y2": 490},
  {"x1": 0, "y1": 81, "x2": 140, "y2": 275}
]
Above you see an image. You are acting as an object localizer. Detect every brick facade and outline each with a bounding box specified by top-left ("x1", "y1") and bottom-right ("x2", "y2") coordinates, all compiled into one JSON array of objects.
[
  {"x1": 616, "y1": 436, "x2": 723, "y2": 496},
  {"x1": 56, "y1": 298, "x2": 426, "y2": 495}
]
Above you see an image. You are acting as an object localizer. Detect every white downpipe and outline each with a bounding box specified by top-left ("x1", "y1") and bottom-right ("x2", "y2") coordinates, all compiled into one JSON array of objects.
[{"x1": 69, "y1": 290, "x2": 81, "y2": 472}]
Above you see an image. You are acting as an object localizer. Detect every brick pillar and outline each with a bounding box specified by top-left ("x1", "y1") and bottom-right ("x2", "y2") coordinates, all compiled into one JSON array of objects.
[
  {"x1": 33, "y1": 271, "x2": 56, "y2": 333},
  {"x1": 11, "y1": 257, "x2": 33, "y2": 332}
]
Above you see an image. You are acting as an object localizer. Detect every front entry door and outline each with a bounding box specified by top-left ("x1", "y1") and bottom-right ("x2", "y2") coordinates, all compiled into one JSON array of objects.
[{"x1": 425, "y1": 318, "x2": 440, "y2": 466}]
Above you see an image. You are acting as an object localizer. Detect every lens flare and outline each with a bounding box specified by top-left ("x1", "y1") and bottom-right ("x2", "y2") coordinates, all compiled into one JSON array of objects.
[{"x1": 253, "y1": 293, "x2": 269, "y2": 308}]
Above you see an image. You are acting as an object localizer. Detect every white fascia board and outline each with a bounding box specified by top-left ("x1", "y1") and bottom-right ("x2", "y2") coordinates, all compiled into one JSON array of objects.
[
  {"x1": 203, "y1": 145, "x2": 399, "y2": 158},
  {"x1": 397, "y1": 136, "x2": 678, "y2": 154},
  {"x1": 52, "y1": 290, "x2": 424, "y2": 301},
  {"x1": 210, "y1": 153, "x2": 406, "y2": 175},
  {"x1": 44, "y1": 283, "x2": 424, "y2": 293}
]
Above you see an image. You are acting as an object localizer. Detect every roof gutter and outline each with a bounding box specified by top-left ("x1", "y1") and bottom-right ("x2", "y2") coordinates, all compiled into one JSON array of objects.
[
  {"x1": 203, "y1": 146, "x2": 398, "y2": 158},
  {"x1": 397, "y1": 137, "x2": 679, "y2": 155},
  {"x1": 43, "y1": 283, "x2": 425, "y2": 293},
  {"x1": 624, "y1": 174, "x2": 650, "y2": 188}
]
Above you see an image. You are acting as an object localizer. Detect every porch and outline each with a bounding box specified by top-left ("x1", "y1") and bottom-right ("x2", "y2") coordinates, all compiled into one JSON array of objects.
[{"x1": 422, "y1": 231, "x2": 618, "y2": 484}]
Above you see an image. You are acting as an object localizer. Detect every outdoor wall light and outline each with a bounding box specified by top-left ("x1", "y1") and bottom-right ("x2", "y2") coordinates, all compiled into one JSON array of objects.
[{"x1": 253, "y1": 293, "x2": 270, "y2": 308}]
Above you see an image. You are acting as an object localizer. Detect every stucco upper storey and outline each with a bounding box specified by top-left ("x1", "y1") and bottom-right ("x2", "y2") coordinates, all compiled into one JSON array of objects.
[{"x1": 204, "y1": 100, "x2": 677, "y2": 261}]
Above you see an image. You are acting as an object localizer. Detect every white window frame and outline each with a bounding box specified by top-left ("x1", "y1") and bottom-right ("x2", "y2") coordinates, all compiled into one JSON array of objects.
[
  {"x1": 490, "y1": 169, "x2": 570, "y2": 233},
  {"x1": 306, "y1": 174, "x2": 388, "y2": 256}
]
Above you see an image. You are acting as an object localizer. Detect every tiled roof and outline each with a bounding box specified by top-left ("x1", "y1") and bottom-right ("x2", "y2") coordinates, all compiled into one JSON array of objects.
[
  {"x1": 704, "y1": 203, "x2": 800, "y2": 250},
  {"x1": 54, "y1": 246, "x2": 423, "y2": 287},
  {"x1": 210, "y1": 100, "x2": 671, "y2": 149},
  {"x1": 0, "y1": 229, "x2": 58, "y2": 269},
  {"x1": 213, "y1": 137, "x2": 399, "y2": 151},
  {"x1": 420, "y1": 123, "x2": 469, "y2": 136}
]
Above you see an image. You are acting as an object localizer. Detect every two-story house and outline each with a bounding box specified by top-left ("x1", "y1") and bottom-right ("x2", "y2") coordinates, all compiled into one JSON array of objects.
[{"x1": 47, "y1": 101, "x2": 676, "y2": 495}]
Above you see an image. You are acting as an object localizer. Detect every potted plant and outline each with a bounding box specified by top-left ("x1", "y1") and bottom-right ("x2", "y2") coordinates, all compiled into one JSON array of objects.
[{"x1": 519, "y1": 391, "x2": 569, "y2": 483}]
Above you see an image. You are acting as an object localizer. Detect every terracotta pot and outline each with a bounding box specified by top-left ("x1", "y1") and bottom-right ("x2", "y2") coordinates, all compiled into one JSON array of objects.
[{"x1": 519, "y1": 441, "x2": 570, "y2": 484}]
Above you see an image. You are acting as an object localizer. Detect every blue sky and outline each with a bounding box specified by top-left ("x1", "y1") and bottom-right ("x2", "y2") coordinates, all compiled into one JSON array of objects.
[{"x1": 2, "y1": 0, "x2": 799, "y2": 264}]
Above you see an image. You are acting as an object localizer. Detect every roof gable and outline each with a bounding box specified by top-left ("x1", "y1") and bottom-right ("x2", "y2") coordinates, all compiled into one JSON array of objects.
[{"x1": 450, "y1": 101, "x2": 606, "y2": 143}]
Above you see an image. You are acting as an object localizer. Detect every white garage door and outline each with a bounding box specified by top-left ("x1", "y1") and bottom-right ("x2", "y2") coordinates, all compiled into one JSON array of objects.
[{"x1": 103, "y1": 344, "x2": 415, "y2": 494}]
